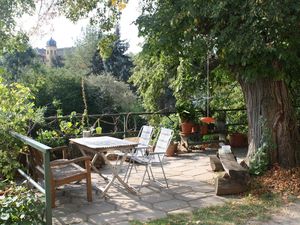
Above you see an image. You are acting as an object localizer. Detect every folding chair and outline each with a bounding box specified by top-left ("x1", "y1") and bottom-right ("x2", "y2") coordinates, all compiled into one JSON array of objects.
[
  {"x1": 124, "y1": 128, "x2": 173, "y2": 191},
  {"x1": 115, "y1": 125, "x2": 154, "y2": 162}
]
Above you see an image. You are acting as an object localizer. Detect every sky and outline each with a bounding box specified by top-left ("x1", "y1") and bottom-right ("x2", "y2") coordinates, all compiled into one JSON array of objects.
[{"x1": 18, "y1": 0, "x2": 143, "y2": 54}]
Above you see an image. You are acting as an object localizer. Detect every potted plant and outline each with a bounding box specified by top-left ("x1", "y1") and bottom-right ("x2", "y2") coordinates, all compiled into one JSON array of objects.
[
  {"x1": 227, "y1": 123, "x2": 248, "y2": 147},
  {"x1": 199, "y1": 120, "x2": 209, "y2": 135},
  {"x1": 199, "y1": 116, "x2": 215, "y2": 135},
  {"x1": 176, "y1": 102, "x2": 195, "y2": 135},
  {"x1": 228, "y1": 132, "x2": 248, "y2": 147}
]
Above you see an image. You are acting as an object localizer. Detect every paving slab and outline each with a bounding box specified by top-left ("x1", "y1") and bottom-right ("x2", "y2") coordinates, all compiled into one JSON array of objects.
[
  {"x1": 153, "y1": 199, "x2": 189, "y2": 212},
  {"x1": 53, "y1": 151, "x2": 247, "y2": 224},
  {"x1": 128, "y1": 209, "x2": 167, "y2": 222}
]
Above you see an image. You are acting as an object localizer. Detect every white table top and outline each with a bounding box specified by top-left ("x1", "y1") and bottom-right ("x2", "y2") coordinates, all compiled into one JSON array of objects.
[{"x1": 70, "y1": 136, "x2": 138, "y2": 150}]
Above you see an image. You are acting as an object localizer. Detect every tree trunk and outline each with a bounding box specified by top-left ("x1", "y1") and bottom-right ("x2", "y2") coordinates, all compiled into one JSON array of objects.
[{"x1": 239, "y1": 78, "x2": 300, "y2": 168}]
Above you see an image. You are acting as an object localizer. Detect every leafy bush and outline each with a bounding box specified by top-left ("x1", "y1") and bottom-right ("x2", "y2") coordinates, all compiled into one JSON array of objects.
[
  {"x1": 36, "y1": 130, "x2": 66, "y2": 148},
  {"x1": 36, "y1": 111, "x2": 82, "y2": 147},
  {"x1": 0, "y1": 78, "x2": 44, "y2": 179},
  {"x1": 151, "y1": 115, "x2": 180, "y2": 142},
  {"x1": 85, "y1": 74, "x2": 137, "y2": 113},
  {"x1": 0, "y1": 182, "x2": 45, "y2": 224},
  {"x1": 202, "y1": 134, "x2": 219, "y2": 142}
]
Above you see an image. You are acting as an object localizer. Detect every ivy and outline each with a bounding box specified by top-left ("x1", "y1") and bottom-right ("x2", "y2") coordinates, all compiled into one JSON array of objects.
[
  {"x1": 249, "y1": 119, "x2": 275, "y2": 176},
  {"x1": 0, "y1": 182, "x2": 45, "y2": 224}
]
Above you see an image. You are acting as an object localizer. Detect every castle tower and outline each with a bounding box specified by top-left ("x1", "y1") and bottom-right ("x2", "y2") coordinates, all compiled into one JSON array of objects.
[{"x1": 45, "y1": 37, "x2": 57, "y2": 67}]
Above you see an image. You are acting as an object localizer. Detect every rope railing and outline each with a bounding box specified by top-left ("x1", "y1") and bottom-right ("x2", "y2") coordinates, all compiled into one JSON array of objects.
[{"x1": 39, "y1": 109, "x2": 247, "y2": 133}]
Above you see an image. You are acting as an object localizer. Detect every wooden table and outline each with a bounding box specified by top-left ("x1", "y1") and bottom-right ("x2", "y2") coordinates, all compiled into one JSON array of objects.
[{"x1": 69, "y1": 136, "x2": 138, "y2": 197}]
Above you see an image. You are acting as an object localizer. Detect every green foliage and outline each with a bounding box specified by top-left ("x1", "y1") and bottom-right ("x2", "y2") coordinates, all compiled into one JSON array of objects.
[
  {"x1": 37, "y1": 110, "x2": 82, "y2": 147},
  {"x1": 31, "y1": 66, "x2": 137, "y2": 116},
  {"x1": 57, "y1": 0, "x2": 121, "y2": 31},
  {"x1": 0, "y1": 0, "x2": 34, "y2": 54},
  {"x1": 202, "y1": 134, "x2": 219, "y2": 142},
  {"x1": 0, "y1": 45, "x2": 42, "y2": 82},
  {"x1": 64, "y1": 26, "x2": 104, "y2": 75},
  {"x1": 85, "y1": 74, "x2": 137, "y2": 113},
  {"x1": 210, "y1": 67, "x2": 245, "y2": 110},
  {"x1": 0, "y1": 182, "x2": 45, "y2": 224},
  {"x1": 0, "y1": 78, "x2": 44, "y2": 179},
  {"x1": 138, "y1": 0, "x2": 300, "y2": 82},
  {"x1": 33, "y1": 68, "x2": 84, "y2": 115},
  {"x1": 103, "y1": 31, "x2": 133, "y2": 81},
  {"x1": 36, "y1": 130, "x2": 65, "y2": 148},
  {"x1": 59, "y1": 111, "x2": 82, "y2": 137},
  {"x1": 130, "y1": 53, "x2": 176, "y2": 112},
  {"x1": 249, "y1": 120, "x2": 275, "y2": 175},
  {"x1": 99, "y1": 34, "x2": 117, "y2": 60},
  {"x1": 175, "y1": 101, "x2": 196, "y2": 123},
  {"x1": 156, "y1": 115, "x2": 180, "y2": 141}
]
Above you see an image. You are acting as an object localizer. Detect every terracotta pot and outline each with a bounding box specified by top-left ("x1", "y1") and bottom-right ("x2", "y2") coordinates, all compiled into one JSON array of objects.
[
  {"x1": 229, "y1": 133, "x2": 248, "y2": 147},
  {"x1": 191, "y1": 124, "x2": 200, "y2": 133},
  {"x1": 200, "y1": 124, "x2": 208, "y2": 135},
  {"x1": 181, "y1": 121, "x2": 194, "y2": 134},
  {"x1": 166, "y1": 142, "x2": 178, "y2": 157}
]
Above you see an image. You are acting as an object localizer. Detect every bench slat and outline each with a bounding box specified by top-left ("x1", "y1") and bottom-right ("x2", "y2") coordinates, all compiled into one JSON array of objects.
[{"x1": 219, "y1": 152, "x2": 248, "y2": 180}]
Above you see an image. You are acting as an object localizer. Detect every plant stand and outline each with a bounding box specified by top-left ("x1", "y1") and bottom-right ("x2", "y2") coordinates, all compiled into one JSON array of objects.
[{"x1": 179, "y1": 132, "x2": 224, "y2": 152}]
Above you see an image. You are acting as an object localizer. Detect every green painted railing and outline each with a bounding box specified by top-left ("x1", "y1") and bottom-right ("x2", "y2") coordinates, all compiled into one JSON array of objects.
[{"x1": 10, "y1": 131, "x2": 52, "y2": 225}]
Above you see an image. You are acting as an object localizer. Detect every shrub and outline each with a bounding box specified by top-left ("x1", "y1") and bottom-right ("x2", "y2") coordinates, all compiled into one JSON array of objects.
[
  {"x1": 0, "y1": 182, "x2": 45, "y2": 224},
  {"x1": 0, "y1": 78, "x2": 44, "y2": 179}
]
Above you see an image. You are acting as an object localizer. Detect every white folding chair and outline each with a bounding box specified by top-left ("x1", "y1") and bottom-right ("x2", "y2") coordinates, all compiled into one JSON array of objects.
[
  {"x1": 124, "y1": 128, "x2": 173, "y2": 191},
  {"x1": 115, "y1": 125, "x2": 154, "y2": 164}
]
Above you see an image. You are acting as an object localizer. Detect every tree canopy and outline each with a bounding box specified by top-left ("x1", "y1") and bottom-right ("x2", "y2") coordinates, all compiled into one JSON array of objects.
[
  {"x1": 56, "y1": 0, "x2": 300, "y2": 167},
  {"x1": 0, "y1": 0, "x2": 35, "y2": 54}
]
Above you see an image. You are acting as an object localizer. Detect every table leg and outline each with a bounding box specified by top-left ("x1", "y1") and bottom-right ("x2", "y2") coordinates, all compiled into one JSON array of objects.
[
  {"x1": 78, "y1": 148, "x2": 108, "y2": 181},
  {"x1": 100, "y1": 152, "x2": 137, "y2": 197}
]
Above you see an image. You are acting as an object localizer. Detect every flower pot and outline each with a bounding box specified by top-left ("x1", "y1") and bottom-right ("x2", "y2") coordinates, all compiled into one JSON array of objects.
[
  {"x1": 191, "y1": 124, "x2": 200, "y2": 133},
  {"x1": 200, "y1": 124, "x2": 208, "y2": 135},
  {"x1": 166, "y1": 142, "x2": 178, "y2": 157},
  {"x1": 83, "y1": 130, "x2": 91, "y2": 137},
  {"x1": 229, "y1": 133, "x2": 248, "y2": 147},
  {"x1": 181, "y1": 121, "x2": 194, "y2": 134}
]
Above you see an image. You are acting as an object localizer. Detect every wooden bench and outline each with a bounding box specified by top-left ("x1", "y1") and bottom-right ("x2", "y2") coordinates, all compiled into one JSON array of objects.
[{"x1": 210, "y1": 148, "x2": 250, "y2": 195}]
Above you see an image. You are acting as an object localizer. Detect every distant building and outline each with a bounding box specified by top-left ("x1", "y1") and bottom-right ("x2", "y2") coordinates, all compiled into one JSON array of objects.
[{"x1": 35, "y1": 38, "x2": 74, "y2": 67}]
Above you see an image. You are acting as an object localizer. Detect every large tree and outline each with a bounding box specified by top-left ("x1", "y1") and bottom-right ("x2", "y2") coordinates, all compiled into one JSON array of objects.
[
  {"x1": 64, "y1": 25, "x2": 133, "y2": 81},
  {"x1": 56, "y1": 0, "x2": 300, "y2": 168},
  {"x1": 135, "y1": 0, "x2": 300, "y2": 168},
  {"x1": 0, "y1": 45, "x2": 43, "y2": 82}
]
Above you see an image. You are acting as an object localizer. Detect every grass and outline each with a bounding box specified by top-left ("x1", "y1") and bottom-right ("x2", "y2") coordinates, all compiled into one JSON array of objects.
[{"x1": 131, "y1": 193, "x2": 282, "y2": 225}]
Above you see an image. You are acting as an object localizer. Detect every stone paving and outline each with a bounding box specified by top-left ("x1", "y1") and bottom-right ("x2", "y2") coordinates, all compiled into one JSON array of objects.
[
  {"x1": 53, "y1": 148, "x2": 300, "y2": 225},
  {"x1": 53, "y1": 151, "x2": 234, "y2": 225}
]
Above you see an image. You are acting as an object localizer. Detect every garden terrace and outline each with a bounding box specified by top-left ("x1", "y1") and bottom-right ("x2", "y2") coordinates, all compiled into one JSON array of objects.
[{"x1": 50, "y1": 149, "x2": 248, "y2": 224}]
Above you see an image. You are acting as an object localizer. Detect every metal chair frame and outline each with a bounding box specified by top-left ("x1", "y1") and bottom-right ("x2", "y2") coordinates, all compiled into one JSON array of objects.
[{"x1": 124, "y1": 128, "x2": 173, "y2": 191}]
